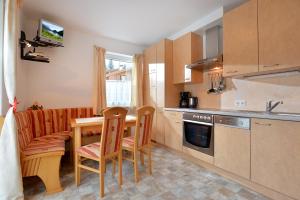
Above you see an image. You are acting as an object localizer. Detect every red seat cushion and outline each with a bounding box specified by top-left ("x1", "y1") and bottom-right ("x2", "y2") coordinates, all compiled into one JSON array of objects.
[
  {"x1": 122, "y1": 136, "x2": 134, "y2": 149},
  {"x1": 22, "y1": 140, "x2": 65, "y2": 156},
  {"x1": 34, "y1": 131, "x2": 72, "y2": 142},
  {"x1": 76, "y1": 142, "x2": 100, "y2": 159}
]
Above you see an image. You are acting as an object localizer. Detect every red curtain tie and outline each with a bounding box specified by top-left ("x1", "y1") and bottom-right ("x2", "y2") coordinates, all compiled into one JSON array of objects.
[{"x1": 9, "y1": 97, "x2": 19, "y2": 112}]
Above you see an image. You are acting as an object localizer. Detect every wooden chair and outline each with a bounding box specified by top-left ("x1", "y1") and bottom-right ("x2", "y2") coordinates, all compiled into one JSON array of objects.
[
  {"x1": 122, "y1": 106, "x2": 155, "y2": 182},
  {"x1": 75, "y1": 107, "x2": 128, "y2": 197}
]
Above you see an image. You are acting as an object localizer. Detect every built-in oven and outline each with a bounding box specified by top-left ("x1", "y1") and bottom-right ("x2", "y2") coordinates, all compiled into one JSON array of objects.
[{"x1": 183, "y1": 112, "x2": 214, "y2": 156}]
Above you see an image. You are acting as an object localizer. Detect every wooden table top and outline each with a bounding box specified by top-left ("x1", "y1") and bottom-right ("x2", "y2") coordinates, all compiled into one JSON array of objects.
[{"x1": 71, "y1": 115, "x2": 136, "y2": 128}]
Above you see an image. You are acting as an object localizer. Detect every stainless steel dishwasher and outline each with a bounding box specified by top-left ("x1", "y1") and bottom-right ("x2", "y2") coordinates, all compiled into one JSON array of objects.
[{"x1": 214, "y1": 115, "x2": 251, "y2": 179}]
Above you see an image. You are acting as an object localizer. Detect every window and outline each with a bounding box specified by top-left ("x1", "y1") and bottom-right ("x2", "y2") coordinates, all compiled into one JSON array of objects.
[{"x1": 105, "y1": 52, "x2": 133, "y2": 107}]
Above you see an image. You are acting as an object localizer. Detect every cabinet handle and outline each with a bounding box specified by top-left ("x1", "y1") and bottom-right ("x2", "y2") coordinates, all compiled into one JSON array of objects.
[
  {"x1": 226, "y1": 70, "x2": 238, "y2": 74},
  {"x1": 255, "y1": 122, "x2": 272, "y2": 126},
  {"x1": 175, "y1": 121, "x2": 181, "y2": 124},
  {"x1": 263, "y1": 64, "x2": 280, "y2": 68}
]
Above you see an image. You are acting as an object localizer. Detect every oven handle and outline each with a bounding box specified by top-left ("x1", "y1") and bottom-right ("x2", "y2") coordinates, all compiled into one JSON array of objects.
[{"x1": 183, "y1": 120, "x2": 213, "y2": 126}]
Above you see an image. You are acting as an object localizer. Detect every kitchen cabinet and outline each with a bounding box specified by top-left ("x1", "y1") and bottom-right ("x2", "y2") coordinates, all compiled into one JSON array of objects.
[
  {"x1": 214, "y1": 123, "x2": 250, "y2": 179},
  {"x1": 173, "y1": 32, "x2": 203, "y2": 84},
  {"x1": 258, "y1": 0, "x2": 300, "y2": 72},
  {"x1": 143, "y1": 45, "x2": 156, "y2": 75},
  {"x1": 223, "y1": 0, "x2": 300, "y2": 77},
  {"x1": 251, "y1": 119, "x2": 300, "y2": 200},
  {"x1": 223, "y1": 0, "x2": 258, "y2": 77},
  {"x1": 164, "y1": 111, "x2": 183, "y2": 151},
  {"x1": 143, "y1": 39, "x2": 183, "y2": 144}
]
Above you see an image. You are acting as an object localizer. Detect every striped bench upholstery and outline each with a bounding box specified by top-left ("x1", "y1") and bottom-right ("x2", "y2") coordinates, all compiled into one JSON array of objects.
[
  {"x1": 15, "y1": 107, "x2": 101, "y2": 157},
  {"x1": 14, "y1": 107, "x2": 99, "y2": 194}
]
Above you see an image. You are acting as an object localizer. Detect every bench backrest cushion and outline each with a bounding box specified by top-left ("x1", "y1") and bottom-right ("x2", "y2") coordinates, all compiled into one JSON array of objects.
[
  {"x1": 15, "y1": 111, "x2": 33, "y2": 151},
  {"x1": 15, "y1": 107, "x2": 94, "y2": 149}
]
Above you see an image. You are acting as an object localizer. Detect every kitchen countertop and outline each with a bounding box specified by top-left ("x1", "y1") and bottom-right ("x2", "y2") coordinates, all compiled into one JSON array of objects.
[{"x1": 164, "y1": 107, "x2": 300, "y2": 122}]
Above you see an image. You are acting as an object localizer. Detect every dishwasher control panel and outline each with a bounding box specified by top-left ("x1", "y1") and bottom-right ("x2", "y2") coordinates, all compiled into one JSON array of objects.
[{"x1": 214, "y1": 115, "x2": 250, "y2": 130}]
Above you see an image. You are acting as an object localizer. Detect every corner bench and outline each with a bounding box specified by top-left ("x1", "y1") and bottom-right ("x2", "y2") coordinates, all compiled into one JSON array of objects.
[{"x1": 15, "y1": 107, "x2": 100, "y2": 194}]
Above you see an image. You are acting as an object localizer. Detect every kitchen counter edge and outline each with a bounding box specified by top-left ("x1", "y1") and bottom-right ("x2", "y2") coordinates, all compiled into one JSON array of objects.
[{"x1": 164, "y1": 108, "x2": 300, "y2": 122}]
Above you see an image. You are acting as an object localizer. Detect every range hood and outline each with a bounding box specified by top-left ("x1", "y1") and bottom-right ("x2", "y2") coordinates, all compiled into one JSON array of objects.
[{"x1": 187, "y1": 26, "x2": 223, "y2": 69}]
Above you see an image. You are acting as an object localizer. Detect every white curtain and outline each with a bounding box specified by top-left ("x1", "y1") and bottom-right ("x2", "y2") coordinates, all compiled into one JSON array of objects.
[
  {"x1": 106, "y1": 80, "x2": 131, "y2": 106},
  {"x1": 0, "y1": 0, "x2": 24, "y2": 199}
]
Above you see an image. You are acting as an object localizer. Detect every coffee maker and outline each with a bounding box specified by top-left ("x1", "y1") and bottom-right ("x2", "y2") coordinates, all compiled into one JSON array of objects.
[{"x1": 179, "y1": 92, "x2": 191, "y2": 108}]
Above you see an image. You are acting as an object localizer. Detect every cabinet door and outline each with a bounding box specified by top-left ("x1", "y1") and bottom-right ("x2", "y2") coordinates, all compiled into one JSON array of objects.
[
  {"x1": 149, "y1": 72, "x2": 157, "y2": 107},
  {"x1": 258, "y1": 0, "x2": 300, "y2": 72},
  {"x1": 143, "y1": 71, "x2": 156, "y2": 107},
  {"x1": 251, "y1": 119, "x2": 300, "y2": 200},
  {"x1": 151, "y1": 113, "x2": 157, "y2": 141},
  {"x1": 164, "y1": 111, "x2": 183, "y2": 151},
  {"x1": 223, "y1": 0, "x2": 258, "y2": 77},
  {"x1": 143, "y1": 73, "x2": 150, "y2": 106},
  {"x1": 173, "y1": 32, "x2": 202, "y2": 84},
  {"x1": 143, "y1": 45, "x2": 156, "y2": 75},
  {"x1": 155, "y1": 108, "x2": 165, "y2": 144},
  {"x1": 214, "y1": 124, "x2": 250, "y2": 179},
  {"x1": 156, "y1": 64, "x2": 165, "y2": 108}
]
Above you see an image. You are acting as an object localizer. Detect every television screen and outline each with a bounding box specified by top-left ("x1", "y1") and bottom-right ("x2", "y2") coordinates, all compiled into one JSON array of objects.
[{"x1": 39, "y1": 19, "x2": 64, "y2": 45}]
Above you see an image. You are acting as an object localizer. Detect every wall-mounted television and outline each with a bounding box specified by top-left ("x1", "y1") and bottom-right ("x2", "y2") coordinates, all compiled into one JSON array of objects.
[{"x1": 39, "y1": 19, "x2": 64, "y2": 46}]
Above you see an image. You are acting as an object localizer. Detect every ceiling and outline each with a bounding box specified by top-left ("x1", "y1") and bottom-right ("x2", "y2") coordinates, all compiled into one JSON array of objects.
[{"x1": 23, "y1": 0, "x2": 247, "y2": 46}]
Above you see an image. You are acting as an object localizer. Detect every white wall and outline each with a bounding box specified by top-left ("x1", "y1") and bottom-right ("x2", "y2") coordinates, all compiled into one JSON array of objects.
[
  {"x1": 19, "y1": 16, "x2": 144, "y2": 110},
  {"x1": 221, "y1": 72, "x2": 300, "y2": 113},
  {"x1": 186, "y1": 71, "x2": 300, "y2": 113}
]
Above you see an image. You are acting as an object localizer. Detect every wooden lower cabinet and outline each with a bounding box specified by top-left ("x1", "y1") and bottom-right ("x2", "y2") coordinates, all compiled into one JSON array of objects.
[
  {"x1": 154, "y1": 109, "x2": 165, "y2": 144},
  {"x1": 164, "y1": 111, "x2": 183, "y2": 151},
  {"x1": 214, "y1": 124, "x2": 250, "y2": 179},
  {"x1": 251, "y1": 119, "x2": 300, "y2": 200}
]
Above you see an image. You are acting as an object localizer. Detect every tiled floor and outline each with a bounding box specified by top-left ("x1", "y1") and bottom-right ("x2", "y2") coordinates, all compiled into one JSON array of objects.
[{"x1": 24, "y1": 146, "x2": 270, "y2": 200}]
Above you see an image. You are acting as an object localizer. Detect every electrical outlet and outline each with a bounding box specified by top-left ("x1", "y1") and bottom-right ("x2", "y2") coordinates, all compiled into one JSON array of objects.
[
  {"x1": 240, "y1": 100, "x2": 247, "y2": 107},
  {"x1": 234, "y1": 100, "x2": 241, "y2": 107},
  {"x1": 234, "y1": 100, "x2": 247, "y2": 108}
]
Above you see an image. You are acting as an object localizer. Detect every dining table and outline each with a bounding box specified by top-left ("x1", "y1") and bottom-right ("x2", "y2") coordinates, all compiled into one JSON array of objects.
[{"x1": 71, "y1": 115, "x2": 137, "y2": 153}]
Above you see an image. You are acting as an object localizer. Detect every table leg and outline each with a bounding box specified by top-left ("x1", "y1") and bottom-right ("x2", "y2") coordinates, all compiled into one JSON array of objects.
[{"x1": 74, "y1": 127, "x2": 81, "y2": 184}]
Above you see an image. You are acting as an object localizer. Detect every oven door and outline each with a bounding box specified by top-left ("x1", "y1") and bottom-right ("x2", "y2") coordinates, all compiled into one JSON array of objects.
[{"x1": 183, "y1": 120, "x2": 214, "y2": 156}]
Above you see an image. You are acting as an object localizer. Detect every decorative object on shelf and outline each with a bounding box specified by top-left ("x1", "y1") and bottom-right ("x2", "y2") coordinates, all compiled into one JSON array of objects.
[
  {"x1": 28, "y1": 102, "x2": 43, "y2": 110},
  {"x1": 207, "y1": 70, "x2": 226, "y2": 94}
]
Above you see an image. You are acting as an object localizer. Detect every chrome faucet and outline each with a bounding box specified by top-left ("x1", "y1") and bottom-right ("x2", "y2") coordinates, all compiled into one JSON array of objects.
[{"x1": 266, "y1": 100, "x2": 283, "y2": 112}]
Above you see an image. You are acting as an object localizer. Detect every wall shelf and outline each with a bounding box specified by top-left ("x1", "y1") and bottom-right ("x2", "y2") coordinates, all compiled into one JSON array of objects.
[{"x1": 19, "y1": 31, "x2": 63, "y2": 63}]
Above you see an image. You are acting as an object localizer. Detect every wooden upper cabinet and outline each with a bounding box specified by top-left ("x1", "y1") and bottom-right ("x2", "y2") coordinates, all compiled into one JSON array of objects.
[
  {"x1": 143, "y1": 44, "x2": 156, "y2": 75},
  {"x1": 223, "y1": 0, "x2": 259, "y2": 77},
  {"x1": 251, "y1": 119, "x2": 300, "y2": 200},
  {"x1": 258, "y1": 0, "x2": 300, "y2": 72},
  {"x1": 173, "y1": 32, "x2": 203, "y2": 84}
]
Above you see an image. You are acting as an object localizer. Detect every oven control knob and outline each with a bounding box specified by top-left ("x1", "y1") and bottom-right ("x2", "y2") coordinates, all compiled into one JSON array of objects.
[
  {"x1": 203, "y1": 116, "x2": 207, "y2": 120},
  {"x1": 193, "y1": 115, "x2": 199, "y2": 119},
  {"x1": 207, "y1": 116, "x2": 211, "y2": 121},
  {"x1": 200, "y1": 116, "x2": 203, "y2": 119}
]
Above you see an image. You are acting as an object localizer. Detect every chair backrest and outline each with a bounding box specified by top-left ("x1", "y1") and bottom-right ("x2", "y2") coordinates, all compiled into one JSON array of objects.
[
  {"x1": 100, "y1": 107, "x2": 128, "y2": 157},
  {"x1": 135, "y1": 106, "x2": 155, "y2": 148}
]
